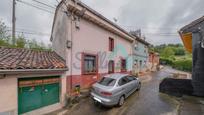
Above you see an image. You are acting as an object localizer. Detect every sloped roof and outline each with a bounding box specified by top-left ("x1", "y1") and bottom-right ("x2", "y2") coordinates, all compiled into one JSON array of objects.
[
  {"x1": 178, "y1": 16, "x2": 204, "y2": 53},
  {"x1": 51, "y1": 0, "x2": 150, "y2": 46},
  {"x1": 180, "y1": 16, "x2": 204, "y2": 32},
  {"x1": 0, "y1": 47, "x2": 67, "y2": 70}
]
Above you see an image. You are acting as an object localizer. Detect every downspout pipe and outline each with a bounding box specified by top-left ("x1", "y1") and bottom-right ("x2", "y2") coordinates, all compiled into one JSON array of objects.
[{"x1": 70, "y1": 12, "x2": 74, "y2": 93}]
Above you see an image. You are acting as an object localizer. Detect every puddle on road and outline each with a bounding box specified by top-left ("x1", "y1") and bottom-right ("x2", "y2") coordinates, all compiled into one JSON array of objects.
[{"x1": 159, "y1": 93, "x2": 181, "y2": 106}]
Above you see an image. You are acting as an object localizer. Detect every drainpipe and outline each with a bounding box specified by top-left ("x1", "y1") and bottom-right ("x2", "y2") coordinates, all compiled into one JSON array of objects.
[{"x1": 70, "y1": 12, "x2": 74, "y2": 94}]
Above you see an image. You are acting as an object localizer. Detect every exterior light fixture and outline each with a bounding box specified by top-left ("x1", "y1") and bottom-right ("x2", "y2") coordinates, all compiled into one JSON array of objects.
[
  {"x1": 66, "y1": 40, "x2": 72, "y2": 49},
  {"x1": 134, "y1": 41, "x2": 138, "y2": 48},
  {"x1": 74, "y1": 16, "x2": 80, "y2": 29}
]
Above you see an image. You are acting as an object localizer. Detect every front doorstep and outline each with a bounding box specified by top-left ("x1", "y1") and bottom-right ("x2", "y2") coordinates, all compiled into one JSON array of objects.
[{"x1": 22, "y1": 103, "x2": 61, "y2": 115}]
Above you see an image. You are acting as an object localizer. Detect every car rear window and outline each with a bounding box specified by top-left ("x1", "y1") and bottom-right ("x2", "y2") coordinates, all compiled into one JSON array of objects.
[{"x1": 98, "y1": 77, "x2": 116, "y2": 86}]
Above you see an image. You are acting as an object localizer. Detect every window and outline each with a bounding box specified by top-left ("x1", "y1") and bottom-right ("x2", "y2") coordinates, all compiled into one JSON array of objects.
[
  {"x1": 135, "y1": 60, "x2": 138, "y2": 65},
  {"x1": 139, "y1": 60, "x2": 142, "y2": 66},
  {"x1": 121, "y1": 59, "x2": 127, "y2": 72},
  {"x1": 118, "y1": 77, "x2": 129, "y2": 86},
  {"x1": 109, "y1": 37, "x2": 114, "y2": 51},
  {"x1": 98, "y1": 77, "x2": 116, "y2": 86},
  {"x1": 126, "y1": 76, "x2": 136, "y2": 81},
  {"x1": 83, "y1": 54, "x2": 97, "y2": 74}
]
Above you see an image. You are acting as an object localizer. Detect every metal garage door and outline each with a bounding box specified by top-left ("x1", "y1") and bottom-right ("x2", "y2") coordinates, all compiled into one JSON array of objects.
[{"x1": 18, "y1": 77, "x2": 60, "y2": 114}]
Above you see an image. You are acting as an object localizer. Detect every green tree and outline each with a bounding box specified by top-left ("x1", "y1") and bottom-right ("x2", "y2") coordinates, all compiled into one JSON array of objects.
[
  {"x1": 27, "y1": 39, "x2": 50, "y2": 51},
  {"x1": 174, "y1": 47, "x2": 185, "y2": 56},
  {"x1": 161, "y1": 47, "x2": 175, "y2": 58},
  {"x1": 39, "y1": 41, "x2": 46, "y2": 50},
  {"x1": 28, "y1": 39, "x2": 39, "y2": 50},
  {"x1": 0, "y1": 20, "x2": 51, "y2": 51},
  {"x1": 16, "y1": 34, "x2": 26, "y2": 48},
  {"x1": 0, "y1": 20, "x2": 11, "y2": 46},
  {"x1": 47, "y1": 43, "x2": 52, "y2": 51}
]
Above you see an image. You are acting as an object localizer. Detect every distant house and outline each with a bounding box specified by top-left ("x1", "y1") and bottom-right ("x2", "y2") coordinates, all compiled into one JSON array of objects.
[
  {"x1": 51, "y1": 0, "x2": 135, "y2": 94},
  {"x1": 130, "y1": 31, "x2": 150, "y2": 74},
  {"x1": 0, "y1": 47, "x2": 67, "y2": 115},
  {"x1": 148, "y1": 51, "x2": 160, "y2": 71},
  {"x1": 179, "y1": 16, "x2": 204, "y2": 96}
]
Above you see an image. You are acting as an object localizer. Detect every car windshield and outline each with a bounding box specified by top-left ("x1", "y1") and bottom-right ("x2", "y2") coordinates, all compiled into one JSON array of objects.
[{"x1": 98, "y1": 77, "x2": 116, "y2": 86}]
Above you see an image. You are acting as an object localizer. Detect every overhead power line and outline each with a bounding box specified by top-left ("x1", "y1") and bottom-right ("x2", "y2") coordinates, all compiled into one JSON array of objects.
[
  {"x1": 18, "y1": 0, "x2": 68, "y2": 15},
  {"x1": 16, "y1": 0, "x2": 54, "y2": 14},
  {"x1": 144, "y1": 34, "x2": 178, "y2": 36},
  {"x1": 32, "y1": 0, "x2": 68, "y2": 15},
  {"x1": 121, "y1": 25, "x2": 179, "y2": 30},
  {"x1": 15, "y1": 31, "x2": 50, "y2": 36},
  {"x1": 7, "y1": 26, "x2": 179, "y2": 37},
  {"x1": 7, "y1": 29, "x2": 50, "y2": 36},
  {"x1": 55, "y1": 0, "x2": 60, "y2": 4},
  {"x1": 32, "y1": 0, "x2": 56, "y2": 9}
]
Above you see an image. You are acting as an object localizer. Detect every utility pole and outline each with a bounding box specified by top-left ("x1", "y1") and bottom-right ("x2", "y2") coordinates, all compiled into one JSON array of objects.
[{"x1": 12, "y1": 0, "x2": 16, "y2": 45}]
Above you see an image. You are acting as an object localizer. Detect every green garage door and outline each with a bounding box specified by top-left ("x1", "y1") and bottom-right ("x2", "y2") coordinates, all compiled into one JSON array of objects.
[
  {"x1": 18, "y1": 77, "x2": 60, "y2": 114},
  {"x1": 42, "y1": 83, "x2": 60, "y2": 106}
]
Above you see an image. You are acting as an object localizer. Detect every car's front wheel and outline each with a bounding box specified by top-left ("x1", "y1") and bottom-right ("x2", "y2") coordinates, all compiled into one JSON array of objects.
[
  {"x1": 118, "y1": 96, "x2": 125, "y2": 107},
  {"x1": 137, "y1": 82, "x2": 141, "y2": 91}
]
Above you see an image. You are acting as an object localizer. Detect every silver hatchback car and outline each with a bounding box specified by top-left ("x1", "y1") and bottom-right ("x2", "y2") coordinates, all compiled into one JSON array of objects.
[{"x1": 91, "y1": 73, "x2": 141, "y2": 107}]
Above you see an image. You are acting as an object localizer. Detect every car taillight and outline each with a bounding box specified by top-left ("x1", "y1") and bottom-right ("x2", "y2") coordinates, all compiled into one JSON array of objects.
[{"x1": 101, "y1": 91, "x2": 112, "y2": 96}]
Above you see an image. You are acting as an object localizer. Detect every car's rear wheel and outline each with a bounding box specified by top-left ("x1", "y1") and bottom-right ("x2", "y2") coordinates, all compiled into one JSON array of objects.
[{"x1": 118, "y1": 96, "x2": 125, "y2": 107}]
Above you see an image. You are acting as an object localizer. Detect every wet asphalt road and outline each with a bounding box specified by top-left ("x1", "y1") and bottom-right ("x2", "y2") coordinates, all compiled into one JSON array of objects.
[{"x1": 65, "y1": 68, "x2": 180, "y2": 115}]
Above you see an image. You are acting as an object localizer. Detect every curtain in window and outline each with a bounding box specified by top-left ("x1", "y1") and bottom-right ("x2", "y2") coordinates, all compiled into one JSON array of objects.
[{"x1": 84, "y1": 55, "x2": 96, "y2": 73}]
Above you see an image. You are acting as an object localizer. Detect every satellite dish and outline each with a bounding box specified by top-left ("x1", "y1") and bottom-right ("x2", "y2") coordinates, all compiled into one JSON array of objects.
[{"x1": 113, "y1": 18, "x2": 118, "y2": 23}]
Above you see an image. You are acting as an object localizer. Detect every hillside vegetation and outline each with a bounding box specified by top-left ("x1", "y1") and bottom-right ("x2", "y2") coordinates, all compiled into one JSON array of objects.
[
  {"x1": 152, "y1": 44, "x2": 192, "y2": 72},
  {"x1": 0, "y1": 20, "x2": 51, "y2": 51}
]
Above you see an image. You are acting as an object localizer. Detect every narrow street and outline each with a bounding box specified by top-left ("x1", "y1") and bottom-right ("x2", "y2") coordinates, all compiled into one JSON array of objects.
[
  {"x1": 63, "y1": 68, "x2": 180, "y2": 115},
  {"x1": 1, "y1": 1, "x2": 204, "y2": 115}
]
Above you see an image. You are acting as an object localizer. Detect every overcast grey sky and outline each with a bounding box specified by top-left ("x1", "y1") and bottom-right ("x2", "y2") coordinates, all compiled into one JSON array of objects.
[{"x1": 0, "y1": 0, "x2": 204, "y2": 45}]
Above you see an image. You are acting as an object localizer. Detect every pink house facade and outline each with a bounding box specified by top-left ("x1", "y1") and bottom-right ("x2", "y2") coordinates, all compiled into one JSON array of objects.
[
  {"x1": 51, "y1": 0, "x2": 135, "y2": 94},
  {"x1": 148, "y1": 52, "x2": 160, "y2": 71}
]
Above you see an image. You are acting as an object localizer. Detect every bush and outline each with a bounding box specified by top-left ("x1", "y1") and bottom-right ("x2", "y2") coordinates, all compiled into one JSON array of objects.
[
  {"x1": 172, "y1": 59, "x2": 192, "y2": 72},
  {"x1": 160, "y1": 57, "x2": 174, "y2": 65},
  {"x1": 160, "y1": 57, "x2": 192, "y2": 72},
  {"x1": 174, "y1": 48, "x2": 185, "y2": 56}
]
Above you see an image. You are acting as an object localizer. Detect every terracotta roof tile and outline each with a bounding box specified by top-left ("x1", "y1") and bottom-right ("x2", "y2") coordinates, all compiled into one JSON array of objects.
[{"x1": 0, "y1": 47, "x2": 67, "y2": 70}]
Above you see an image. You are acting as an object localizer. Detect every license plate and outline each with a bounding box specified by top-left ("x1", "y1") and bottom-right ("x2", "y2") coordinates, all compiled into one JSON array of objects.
[{"x1": 93, "y1": 97, "x2": 102, "y2": 103}]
